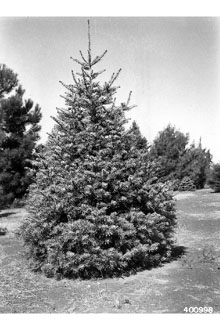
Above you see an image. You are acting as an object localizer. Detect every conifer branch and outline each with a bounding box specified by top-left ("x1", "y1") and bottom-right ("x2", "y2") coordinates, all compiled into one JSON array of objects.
[
  {"x1": 70, "y1": 57, "x2": 84, "y2": 67},
  {"x1": 79, "y1": 50, "x2": 88, "y2": 64},
  {"x1": 59, "y1": 81, "x2": 74, "y2": 93},
  {"x1": 122, "y1": 104, "x2": 137, "y2": 112},
  {"x1": 46, "y1": 132, "x2": 54, "y2": 140},
  {"x1": 91, "y1": 50, "x2": 107, "y2": 67},
  {"x1": 76, "y1": 68, "x2": 90, "y2": 79},
  {"x1": 109, "y1": 72, "x2": 115, "y2": 84},
  {"x1": 82, "y1": 68, "x2": 92, "y2": 78},
  {"x1": 109, "y1": 69, "x2": 121, "y2": 87},
  {"x1": 92, "y1": 69, "x2": 106, "y2": 79},
  {"x1": 127, "y1": 91, "x2": 132, "y2": 106},
  {"x1": 81, "y1": 69, "x2": 89, "y2": 91},
  {"x1": 56, "y1": 107, "x2": 76, "y2": 119},
  {"x1": 98, "y1": 69, "x2": 106, "y2": 75},
  {"x1": 114, "y1": 86, "x2": 121, "y2": 90},
  {"x1": 112, "y1": 68, "x2": 121, "y2": 84},
  {"x1": 82, "y1": 68, "x2": 90, "y2": 78},
  {"x1": 71, "y1": 70, "x2": 79, "y2": 87},
  {"x1": 59, "y1": 94, "x2": 75, "y2": 104},
  {"x1": 111, "y1": 98, "x2": 116, "y2": 110},
  {"x1": 51, "y1": 116, "x2": 69, "y2": 133},
  {"x1": 56, "y1": 107, "x2": 70, "y2": 115}
]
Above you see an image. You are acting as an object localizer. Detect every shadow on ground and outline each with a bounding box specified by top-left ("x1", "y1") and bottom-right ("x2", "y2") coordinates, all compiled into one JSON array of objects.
[{"x1": 171, "y1": 245, "x2": 186, "y2": 260}]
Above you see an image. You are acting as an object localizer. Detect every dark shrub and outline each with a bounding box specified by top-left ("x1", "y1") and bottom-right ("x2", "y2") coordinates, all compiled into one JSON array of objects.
[
  {"x1": 208, "y1": 164, "x2": 220, "y2": 192},
  {"x1": 178, "y1": 176, "x2": 196, "y2": 191}
]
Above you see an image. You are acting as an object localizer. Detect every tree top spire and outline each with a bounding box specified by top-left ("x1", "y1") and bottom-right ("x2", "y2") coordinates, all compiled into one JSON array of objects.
[{"x1": 88, "y1": 20, "x2": 91, "y2": 65}]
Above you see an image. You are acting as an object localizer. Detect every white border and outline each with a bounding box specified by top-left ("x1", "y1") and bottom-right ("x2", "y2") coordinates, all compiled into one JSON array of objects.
[
  {"x1": 1, "y1": 0, "x2": 220, "y2": 17},
  {"x1": 1, "y1": 1, "x2": 220, "y2": 329}
]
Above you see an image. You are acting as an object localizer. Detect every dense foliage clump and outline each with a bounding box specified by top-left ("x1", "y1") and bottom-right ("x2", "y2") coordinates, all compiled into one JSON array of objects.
[
  {"x1": 150, "y1": 125, "x2": 188, "y2": 183},
  {"x1": 208, "y1": 164, "x2": 220, "y2": 192},
  {"x1": 21, "y1": 22, "x2": 177, "y2": 279},
  {"x1": 0, "y1": 65, "x2": 42, "y2": 207},
  {"x1": 150, "y1": 125, "x2": 212, "y2": 190},
  {"x1": 177, "y1": 141, "x2": 212, "y2": 190},
  {"x1": 178, "y1": 176, "x2": 195, "y2": 191}
]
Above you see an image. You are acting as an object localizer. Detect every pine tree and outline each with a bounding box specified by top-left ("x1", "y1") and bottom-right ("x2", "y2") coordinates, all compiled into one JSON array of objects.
[
  {"x1": 0, "y1": 64, "x2": 18, "y2": 98},
  {"x1": 177, "y1": 140, "x2": 212, "y2": 189},
  {"x1": 0, "y1": 64, "x2": 18, "y2": 157},
  {"x1": 208, "y1": 163, "x2": 220, "y2": 192},
  {"x1": 150, "y1": 125, "x2": 212, "y2": 189},
  {"x1": 128, "y1": 121, "x2": 149, "y2": 150},
  {"x1": 21, "y1": 21, "x2": 176, "y2": 279},
  {"x1": 150, "y1": 125, "x2": 189, "y2": 182},
  {"x1": 0, "y1": 71, "x2": 42, "y2": 207}
]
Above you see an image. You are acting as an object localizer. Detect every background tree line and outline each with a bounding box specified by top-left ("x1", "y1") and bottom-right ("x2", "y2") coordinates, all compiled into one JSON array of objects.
[{"x1": 149, "y1": 124, "x2": 212, "y2": 191}]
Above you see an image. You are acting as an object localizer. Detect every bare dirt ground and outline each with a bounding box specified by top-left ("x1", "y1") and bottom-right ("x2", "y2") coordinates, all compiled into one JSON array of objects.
[{"x1": 0, "y1": 189, "x2": 220, "y2": 313}]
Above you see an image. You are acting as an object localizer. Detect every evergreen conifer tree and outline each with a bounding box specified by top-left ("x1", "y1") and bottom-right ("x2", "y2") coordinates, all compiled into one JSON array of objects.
[
  {"x1": 0, "y1": 64, "x2": 18, "y2": 98},
  {"x1": 150, "y1": 125, "x2": 212, "y2": 189},
  {"x1": 21, "y1": 22, "x2": 176, "y2": 279},
  {"x1": 150, "y1": 125, "x2": 189, "y2": 182},
  {"x1": 208, "y1": 163, "x2": 220, "y2": 192},
  {"x1": 0, "y1": 68, "x2": 42, "y2": 206},
  {"x1": 177, "y1": 140, "x2": 212, "y2": 189},
  {"x1": 128, "y1": 121, "x2": 149, "y2": 150}
]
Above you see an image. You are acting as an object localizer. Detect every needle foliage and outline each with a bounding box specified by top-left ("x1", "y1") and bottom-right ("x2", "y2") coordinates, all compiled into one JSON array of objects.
[{"x1": 21, "y1": 22, "x2": 176, "y2": 279}]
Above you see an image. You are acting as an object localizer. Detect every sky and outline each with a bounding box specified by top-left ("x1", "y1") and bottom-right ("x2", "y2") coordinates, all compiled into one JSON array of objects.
[{"x1": 0, "y1": 17, "x2": 220, "y2": 162}]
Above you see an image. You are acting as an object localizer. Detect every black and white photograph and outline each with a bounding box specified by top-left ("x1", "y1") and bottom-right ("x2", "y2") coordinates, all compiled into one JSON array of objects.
[{"x1": 0, "y1": 2, "x2": 220, "y2": 321}]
